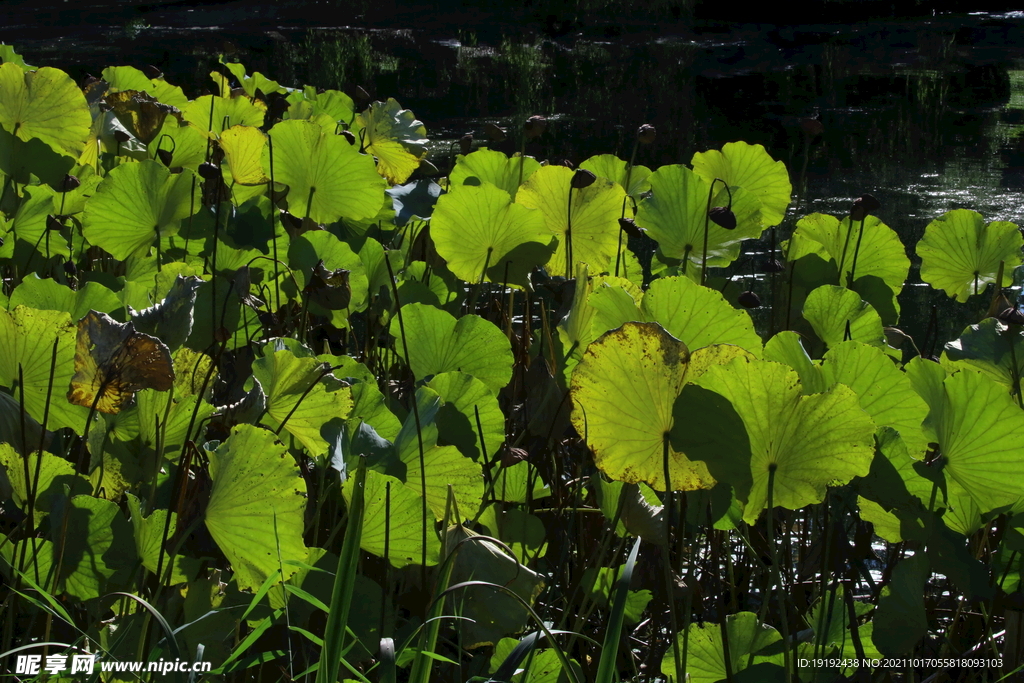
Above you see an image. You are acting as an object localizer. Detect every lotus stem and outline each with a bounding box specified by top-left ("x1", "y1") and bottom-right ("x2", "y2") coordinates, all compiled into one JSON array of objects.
[
  {"x1": 661, "y1": 433, "x2": 684, "y2": 683},
  {"x1": 766, "y1": 464, "x2": 793, "y2": 683},
  {"x1": 847, "y1": 214, "x2": 867, "y2": 287},
  {"x1": 701, "y1": 178, "x2": 728, "y2": 286}
]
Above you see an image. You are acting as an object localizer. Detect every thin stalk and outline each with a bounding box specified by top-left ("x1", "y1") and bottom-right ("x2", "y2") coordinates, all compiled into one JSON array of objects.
[
  {"x1": 766, "y1": 465, "x2": 792, "y2": 683},
  {"x1": 662, "y1": 434, "x2": 684, "y2": 683},
  {"x1": 847, "y1": 214, "x2": 867, "y2": 287}
]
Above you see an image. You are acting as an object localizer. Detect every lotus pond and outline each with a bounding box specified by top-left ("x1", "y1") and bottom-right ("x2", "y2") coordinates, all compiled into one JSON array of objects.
[{"x1": 1, "y1": 39, "x2": 1024, "y2": 683}]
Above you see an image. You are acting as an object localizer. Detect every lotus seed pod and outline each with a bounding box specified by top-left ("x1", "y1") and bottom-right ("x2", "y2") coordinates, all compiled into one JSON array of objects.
[
  {"x1": 198, "y1": 162, "x2": 220, "y2": 181},
  {"x1": 618, "y1": 217, "x2": 645, "y2": 238},
  {"x1": 61, "y1": 174, "x2": 81, "y2": 192},
  {"x1": 800, "y1": 118, "x2": 824, "y2": 137},
  {"x1": 571, "y1": 169, "x2": 596, "y2": 189},
  {"x1": 850, "y1": 193, "x2": 880, "y2": 221},
  {"x1": 113, "y1": 129, "x2": 131, "y2": 144},
  {"x1": 143, "y1": 64, "x2": 163, "y2": 80},
  {"x1": 709, "y1": 206, "x2": 737, "y2": 230},
  {"x1": 484, "y1": 123, "x2": 507, "y2": 143},
  {"x1": 738, "y1": 290, "x2": 761, "y2": 308},
  {"x1": 156, "y1": 148, "x2": 174, "y2": 167},
  {"x1": 637, "y1": 123, "x2": 657, "y2": 144},
  {"x1": 459, "y1": 133, "x2": 473, "y2": 155},
  {"x1": 524, "y1": 115, "x2": 547, "y2": 140},
  {"x1": 762, "y1": 257, "x2": 786, "y2": 273}
]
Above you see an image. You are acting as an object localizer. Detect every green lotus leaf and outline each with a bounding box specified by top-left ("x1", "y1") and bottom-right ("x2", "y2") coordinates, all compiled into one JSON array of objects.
[
  {"x1": 150, "y1": 118, "x2": 207, "y2": 171},
  {"x1": 570, "y1": 321, "x2": 716, "y2": 492},
  {"x1": 0, "y1": 124, "x2": 75, "y2": 187},
  {"x1": 516, "y1": 164, "x2": 625, "y2": 278},
  {"x1": 204, "y1": 424, "x2": 308, "y2": 591},
  {"x1": 126, "y1": 494, "x2": 198, "y2": 585},
  {"x1": 101, "y1": 65, "x2": 189, "y2": 109},
  {"x1": 431, "y1": 181, "x2": 554, "y2": 288},
  {"x1": 400, "y1": 430, "x2": 483, "y2": 522},
  {"x1": 343, "y1": 469, "x2": 441, "y2": 567},
  {"x1": 450, "y1": 148, "x2": 541, "y2": 199},
  {"x1": 691, "y1": 141, "x2": 791, "y2": 227},
  {"x1": 343, "y1": 376, "x2": 401, "y2": 443},
  {"x1": 11, "y1": 275, "x2": 121, "y2": 323},
  {"x1": 252, "y1": 346, "x2": 353, "y2": 458},
  {"x1": 391, "y1": 302, "x2": 513, "y2": 392},
  {"x1": 0, "y1": 62, "x2": 91, "y2": 158},
  {"x1": 0, "y1": 444, "x2": 91, "y2": 519},
  {"x1": 51, "y1": 494, "x2": 136, "y2": 600},
  {"x1": 803, "y1": 285, "x2": 886, "y2": 351},
  {"x1": 0, "y1": 535, "x2": 56, "y2": 592},
  {"x1": 581, "y1": 565, "x2": 652, "y2": 624},
  {"x1": 218, "y1": 58, "x2": 284, "y2": 99},
  {"x1": 354, "y1": 98, "x2": 427, "y2": 184},
  {"x1": 763, "y1": 331, "x2": 826, "y2": 394},
  {"x1": 0, "y1": 45, "x2": 33, "y2": 71},
  {"x1": 428, "y1": 371, "x2": 503, "y2": 461},
  {"x1": 641, "y1": 275, "x2": 762, "y2": 355},
  {"x1": 799, "y1": 586, "x2": 881, "y2": 679},
  {"x1": 943, "y1": 318, "x2": 1024, "y2": 394},
  {"x1": 492, "y1": 461, "x2": 550, "y2": 504},
  {"x1": 136, "y1": 347, "x2": 215, "y2": 455},
  {"x1": 83, "y1": 159, "x2": 199, "y2": 260},
  {"x1": 264, "y1": 119, "x2": 385, "y2": 224},
  {"x1": 917, "y1": 209, "x2": 1022, "y2": 302},
  {"x1": 183, "y1": 94, "x2": 266, "y2": 139},
  {"x1": 635, "y1": 164, "x2": 762, "y2": 273},
  {"x1": 871, "y1": 554, "x2": 930, "y2": 657},
  {"x1": 663, "y1": 612, "x2": 783, "y2": 683},
  {"x1": 4, "y1": 185, "x2": 69, "y2": 259},
  {"x1": 933, "y1": 369, "x2": 1024, "y2": 513},
  {"x1": 694, "y1": 356, "x2": 875, "y2": 523},
  {"x1": 821, "y1": 341, "x2": 929, "y2": 458},
  {"x1": 220, "y1": 124, "x2": 269, "y2": 186},
  {"x1": 49, "y1": 164, "x2": 101, "y2": 216},
  {"x1": 579, "y1": 153, "x2": 652, "y2": 198},
  {"x1": 588, "y1": 275, "x2": 643, "y2": 334},
  {"x1": 0, "y1": 306, "x2": 89, "y2": 433},
  {"x1": 787, "y1": 212, "x2": 908, "y2": 322}
]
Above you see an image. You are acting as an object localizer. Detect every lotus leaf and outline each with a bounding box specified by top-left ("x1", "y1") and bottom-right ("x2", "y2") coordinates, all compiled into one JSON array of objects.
[
  {"x1": 220, "y1": 125, "x2": 270, "y2": 186},
  {"x1": 943, "y1": 318, "x2": 1024, "y2": 395},
  {"x1": 450, "y1": 148, "x2": 541, "y2": 199},
  {"x1": 184, "y1": 94, "x2": 266, "y2": 139},
  {"x1": 694, "y1": 356, "x2": 875, "y2": 523},
  {"x1": 102, "y1": 65, "x2": 188, "y2": 109},
  {"x1": 252, "y1": 346, "x2": 352, "y2": 458},
  {"x1": 432, "y1": 181, "x2": 554, "y2": 288},
  {"x1": 4, "y1": 185, "x2": 68, "y2": 259},
  {"x1": 872, "y1": 554, "x2": 930, "y2": 656},
  {"x1": 204, "y1": 424, "x2": 308, "y2": 591},
  {"x1": 0, "y1": 63, "x2": 91, "y2": 158},
  {"x1": 763, "y1": 330, "x2": 826, "y2": 394},
  {"x1": 344, "y1": 469, "x2": 440, "y2": 567},
  {"x1": 578, "y1": 153, "x2": 652, "y2": 198},
  {"x1": 635, "y1": 164, "x2": 761, "y2": 273},
  {"x1": 428, "y1": 371, "x2": 503, "y2": 461},
  {"x1": 516, "y1": 164, "x2": 625, "y2": 278},
  {"x1": 264, "y1": 119, "x2": 385, "y2": 224},
  {"x1": 355, "y1": 98, "x2": 428, "y2": 185},
  {"x1": 570, "y1": 321, "x2": 716, "y2": 492},
  {"x1": 126, "y1": 494, "x2": 197, "y2": 585},
  {"x1": 11, "y1": 275, "x2": 121, "y2": 323},
  {"x1": 802, "y1": 285, "x2": 886, "y2": 351},
  {"x1": 0, "y1": 444, "x2": 91, "y2": 518},
  {"x1": 662, "y1": 611, "x2": 783, "y2": 683},
  {"x1": 917, "y1": 209, "x2": 1022, "y2": 302},
  {"x1": 691, "y1": 141, "x2": 791, "y2": 227},
  {"x1": 83, "y1": 159, "x2": 199, "y2": 260},
  {"x1": 581, "y1": 565, "x2": 652, "y2": 624},
  {"x1": 391, "y1": 302, "x2": 513, "y2": 392},
  {"x1": 51, "y1": 494, "x2": 135, "y2": 600},
  {"x1": 219, "y1": 58, "x2": 283, "y2": 99}
]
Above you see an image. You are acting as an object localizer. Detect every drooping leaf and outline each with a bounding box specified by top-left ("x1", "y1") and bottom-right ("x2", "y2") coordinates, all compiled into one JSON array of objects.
[
  {"x1": 67, "y1": 311, "x2": 174, "y2": 415},
  {"x1": 917, "y1": 209, "x2": 1022, "y2": 302},
  {"x1": 101, "y1": 65, "x2": 189, "y2": 109},
  {"x1": 204, "y1": 424, "x2": 308, "y2": 591},
  {"x1": 431, "y1": 181, "x2": 554, "y2": 288},
  {"x1": 943, "y1": 318, "x2": 1024, "y2": 395},
  {"x1": 355, "y1": 98, "x2": 428, "y2": 185}
]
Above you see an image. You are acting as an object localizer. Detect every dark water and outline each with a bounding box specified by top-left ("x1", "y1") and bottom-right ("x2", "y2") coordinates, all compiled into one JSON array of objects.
[{"x1": 6, "y1": 4, "x2": 1024, "y2": 344}]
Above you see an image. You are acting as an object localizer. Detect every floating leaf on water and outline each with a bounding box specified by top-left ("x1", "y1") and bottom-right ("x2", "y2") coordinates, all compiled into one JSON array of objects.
[{"x1": 67, "y1": 310, "x2": 174, "y2": 414}]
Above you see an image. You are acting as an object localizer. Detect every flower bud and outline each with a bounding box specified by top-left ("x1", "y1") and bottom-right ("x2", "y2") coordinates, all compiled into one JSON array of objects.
[
  {"x1": 998, "y1": 307, "x2": 1024, "y2": 326},
  {"x1": 800, "y1": 118, "x2": 824, "y2": 137},
  {"x1": 637, "y1": 123, "x2": 657, "y2": 144},
  {"x1": 113, "y1": 129, "x2": 131, "y2": 144},
  {"x1": 709, "y1": 206, "x2": 737, "y2": 230},
  {"x1": 63, "y1": 259, "x2": 78, "y2": 277},
  {"x1": 340, "y1": 130, "x2": 356, "y2": 145},
  {"x1": 524, "y1": 115, "x2": 547, "y2": 140},
  {"x1": 571, "y1": 169, "x2": 596, "y2": 189},
  {"x1": 484, "y1": 123, "x2": 507, "y2": 143},
  {"x1": 143, "y1": 64, "x2": 163, "y2": 80},
  {"x1": 156, "y1": 148, "x2": 174, "y2": 167},
  {"x1": 46, "y1": 215, "x2": 64, "y2": 231},
  {"x1": 762, "y1": 258, "x2": 786, "y2": 273},
  {"x1": 850, "y1": 194, "x2": 880, "y2": 221},
  {"x1": 459, "y1": 133, "x2": 473, "y2": 155}
]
